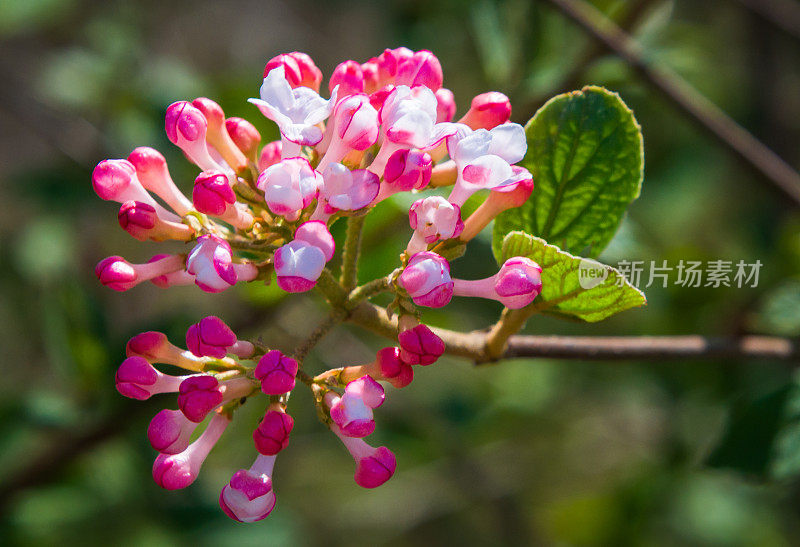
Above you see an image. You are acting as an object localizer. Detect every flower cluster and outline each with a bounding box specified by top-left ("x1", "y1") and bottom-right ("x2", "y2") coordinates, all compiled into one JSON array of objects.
[{"x1": 95, "y1": 47, "x2": 542, "y2": 522}]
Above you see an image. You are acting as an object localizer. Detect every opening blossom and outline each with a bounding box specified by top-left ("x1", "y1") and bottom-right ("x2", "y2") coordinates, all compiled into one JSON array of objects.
[{"x1": 93, "y1": 47, "x2": 541, "y2": 524}]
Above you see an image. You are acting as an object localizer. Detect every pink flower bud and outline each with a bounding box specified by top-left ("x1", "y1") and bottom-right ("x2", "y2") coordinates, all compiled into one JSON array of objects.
[
  {"x1": 258, "y1": 140, "x2": 282, "y2": 171},
  {"x1": 177, "y1": 375, "x2": 223, "y2": 422},
  {"x1": 115, "y1": 356, "x2": 189, "y2": 400},
  {"x1": 329, "y1": 60, "x2": 365, "y2": 97},
  {"x1": 374, "y1": 47, "x2": 414, "y2": 86},
  {"x1": 398, "y1": 324, "x2": 445, "y2": 366},
  {"x1": 452, "y1": 257, "x2": 542, "y2": 309},
  {"x1": 435, "y1": 88, "x2": 456, "y2": 122},
  {"x1": 225, "y1": 117, "x2": 262, "y2": 162},
  {"x1": 126, "y1": 330, "x2": 211, "y2": 372},
  {"x1": 459, "y1": 92, "x2": 512, "y2": 130},
  {"x1": 339, "y1": 346, "x2": 413, "y2": 388},
  {"x1": 318, "y1": 95, "x2": 379, "y2": 171},
  {"x1": 460, "y1": 166, "x2": 533, "y2": 242},
  {"x1": 329, "y1": 376, "x2": 385, "y2": 438},
  {"x1": 313, "y1": 163, "x2": 379, "y2": 220},
  {"x1": 153, "y1": 412, "x2": 229, "y2": 490},
  {"x1": 273, "y1": 240, "x2": 326, "y2": 293},
  {"x1": 361, "y1": 60, "x2": 380, "y2": 94},
  {"x1": 407, "y1": 196, "x2": 464, "y2": 254},
  {"x1": 374, "y1": 149, "x2": 432, "y2": 203},
  {"x1": 396, "y1": 50, "x2": 443, "y2": 91},
  {"x1": 398, "y1": 251, "x2": 453, "y2": 308},
  {"x1": 95, "y1": 254, "x2": 185, "y2": 292},
  {"x1": 177, "y1": 376, "x2": 255, "y2": 423},
  {"x1": 92, "y1": 159, "x2": 180, "y2": 221},
  {"x1": 186, "y1": 316, "x2": 240, "y2": 359},
  {"x1": 148, "y1": 409, "x2": 198, "y2": 454},
  {"x1": 127, "y1": 147, "x2": 193, "y2": 216},
  {"x1": 256, "y1": 157, "x2": 322, "y2": 221},
  {"x1": 186, "y1": 235, "x2": 258, "y2": 293},
  {"x1": 118, "y1": 201, "x2": 193, "y2": 242},
  {"x1": 220, "y1": 455, "x2": 277, "y2": 523},
  {"x1": 294, "y1": 220, "x2": 335, "y2": 262},
  {"x1": 192, "y1": 171, "x2": 253, "y2": 229},
  {"x1": 191, "y1": 97, "x2": 248, "y2": 172},
  {"x1": 263, "y1": 52, "x2": 322, "y2": 91},
  {"x1": 255, "y1": 350, "x2": 298, "y2": 395},
  {"x1": 331, "y1": 424, "x2": 397, "y2": 488},
  {"x1": 253, "y1": 407, "x2": 294, "y2": 455},
  {"x1": 165, "y1": 101, "x2": 224, "y2": 172}
]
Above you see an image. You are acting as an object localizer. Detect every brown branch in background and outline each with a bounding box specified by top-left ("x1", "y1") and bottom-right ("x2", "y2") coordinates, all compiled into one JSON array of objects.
[
  {"x1": 540, "y1": 0, "x2": 800, "y2": 206},
  {"x1": 733, "y1": 0, "x2": 800, "y2": 41},
  {"x1": 348, "y1": 301, "x2": 800, "y2": 363}
]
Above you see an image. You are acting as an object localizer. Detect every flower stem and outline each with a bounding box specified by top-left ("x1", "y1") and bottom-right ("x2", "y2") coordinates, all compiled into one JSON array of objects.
[{"x1": 340, "y1": 215, "x2": 366, "y2": 291}]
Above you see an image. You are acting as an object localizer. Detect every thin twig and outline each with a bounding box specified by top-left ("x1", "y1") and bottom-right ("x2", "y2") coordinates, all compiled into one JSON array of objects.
[{"x1": 541, "y1": 0, "x2": 800, "y2": 205}]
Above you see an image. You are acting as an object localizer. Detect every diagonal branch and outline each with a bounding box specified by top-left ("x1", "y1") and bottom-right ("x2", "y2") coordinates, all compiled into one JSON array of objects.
[{"x1": 541, "y1": 0, "x2": 800, "y2": 206}]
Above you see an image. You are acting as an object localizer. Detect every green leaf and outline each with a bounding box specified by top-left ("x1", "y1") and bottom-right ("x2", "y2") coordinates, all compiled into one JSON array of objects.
[
  {"x1": 501, "y1": 231, "x2": 645, "y2": 322},
  {"x1": 493, "y1": 86, "x2": 643, "y2": 261}
]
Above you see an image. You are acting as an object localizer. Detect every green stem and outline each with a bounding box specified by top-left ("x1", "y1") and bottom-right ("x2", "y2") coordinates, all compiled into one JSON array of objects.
[
  {"x1": 292, "y1": 309, "x2": 347, "y2": 363},
  {"x1": 340, "y1": 215, "x2": 366, "y2": 291},
  {"x1": 485, "y1": 307, "x2": 537, "y2": 360}
]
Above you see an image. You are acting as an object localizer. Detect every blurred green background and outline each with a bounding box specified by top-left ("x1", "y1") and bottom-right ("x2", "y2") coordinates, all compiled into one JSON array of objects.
[{"x1": 1, "y1": 0, "x2": 800, "y2": 545}]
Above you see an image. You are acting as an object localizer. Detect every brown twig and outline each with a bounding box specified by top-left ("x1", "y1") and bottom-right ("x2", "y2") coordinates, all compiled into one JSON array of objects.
[{"x1": 541, "y1": 0, "x2": 800, "y2": 206}]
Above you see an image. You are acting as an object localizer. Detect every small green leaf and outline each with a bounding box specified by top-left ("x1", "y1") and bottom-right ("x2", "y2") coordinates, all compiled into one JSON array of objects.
[
  {"x1": 501, "y1": 231, "x2": 645, "y2": 322},
  {"x1": 493, "y1": 86, "x2": 643, "y2": 261}
]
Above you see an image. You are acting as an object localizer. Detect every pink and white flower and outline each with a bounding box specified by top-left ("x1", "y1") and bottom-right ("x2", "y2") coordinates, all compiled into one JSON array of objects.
[
  {"x1": 328, "y1": 376, "x2": 385, "y2": 438},
  {"x1": 152, "y1": 412, "x2": 229, "y2": 490},
  {"x1": 369, "y1": 85, "x2": 439, "y2": 176},
  {"x1": 249, "y1": 66, "x2": 337, "y2": 157},
  {"x1": 407, "y1": 196, "x2": 464, "y2": 254},
  {"x1": 220, "y1": 455, "x2": 277, "y2": 523},
  {"x1": 186, "y1": 235, "x2": 258, "y2": 293},
  {"x1": 294, "y1": 221, "x2": 335, "y2": 262},
  {"x1": 395, "y1": 49, "x2": 443, "y2": 91},
  {"x1": 273, "y1": 240, "x2": 327, "y2": 293},
  {"x1": 446, "y1": 122, "x2": 527, "y2": 206},
  {"x1": 256, "y1": 157, "x2": 322, "y2": 221},
  {"x1": 452, "y1": 256, "x2": 542, "y2": 309},
  {"x1": 373, "y1": 149, "x2": 432, "y2": 203},
  {"x1": 257, "y1": 140, "x2": 282, "y2": 171},
  {"x1": 317, "y1": 94, "x2": 379, "y2": 171},
  {"x1": 311, "y1": 163, "x2": 379, "y2": 221},
  {"x1": 398, "y1": 251, "x2": 454, "y2": 308}
]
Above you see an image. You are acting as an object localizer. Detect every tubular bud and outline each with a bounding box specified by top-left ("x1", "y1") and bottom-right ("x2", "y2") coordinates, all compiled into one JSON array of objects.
[
  {"x1": 255, "y1": 350, "x2": 299, "y2": 395},
  {"x1": 398, "y1": 251, "x2": 454, "y2": 308},
  {"x1": 127, "y1": 147, "x2": 193, "y2": 216},
  {"x1": 118, "y1": 201, "x2": 194, "y2": 242},
  {"x1": 225, "y1": 117, "x2": 262, "y2": 163}
]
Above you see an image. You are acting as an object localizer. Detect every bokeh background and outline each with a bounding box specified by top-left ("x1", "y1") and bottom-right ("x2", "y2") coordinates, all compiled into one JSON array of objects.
[{"x1": 1, "y1": 0, "x2": 800, "y2": 545}]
